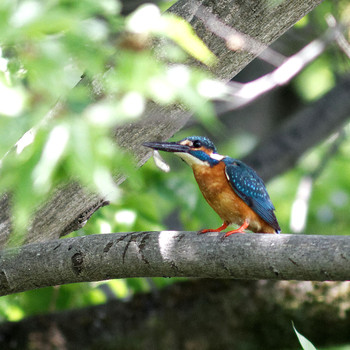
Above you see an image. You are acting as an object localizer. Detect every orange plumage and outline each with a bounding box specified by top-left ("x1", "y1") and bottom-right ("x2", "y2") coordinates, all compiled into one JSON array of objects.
[{"x1": 192, "y1": 162, "x2": 276, "y2": 234}]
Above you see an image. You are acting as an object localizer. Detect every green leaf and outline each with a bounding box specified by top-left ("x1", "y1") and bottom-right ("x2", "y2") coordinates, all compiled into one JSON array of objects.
[
  {"x1": 163, "y1": 15, "x2": 217, "y2": 66},
  {"x1": 293, "y1": 322, "x2": 317, "y2": 350}
]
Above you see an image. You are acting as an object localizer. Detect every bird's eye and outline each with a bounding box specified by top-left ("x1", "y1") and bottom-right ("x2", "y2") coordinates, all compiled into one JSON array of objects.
[{"x1": 193, "y1": 140, "x2": 202, "y2": 148}]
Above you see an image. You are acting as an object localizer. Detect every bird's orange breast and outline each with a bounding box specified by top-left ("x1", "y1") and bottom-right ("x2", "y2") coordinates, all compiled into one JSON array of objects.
[{"x1": 192, "y1": 163, "x2": 275, "y2": 233}]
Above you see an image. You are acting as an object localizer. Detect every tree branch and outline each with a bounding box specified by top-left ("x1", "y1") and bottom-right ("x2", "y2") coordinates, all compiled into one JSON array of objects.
[{"x1": 1, "y1": 231, "x2": 350, "y2": 296}]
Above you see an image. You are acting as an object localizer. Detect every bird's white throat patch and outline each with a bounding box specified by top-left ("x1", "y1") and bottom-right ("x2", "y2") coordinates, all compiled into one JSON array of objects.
[
  {"x1": 176, "y1": 152, "x2": 225, "y2": 167},
  {"x1": 176, "y1": 152, "x2": 209, "y2": 166}
]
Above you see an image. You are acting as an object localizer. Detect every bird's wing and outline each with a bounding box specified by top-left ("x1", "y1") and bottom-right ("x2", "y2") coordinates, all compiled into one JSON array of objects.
[{"x1": 224, "y1": 158, "x2": 280, "y2": 232}]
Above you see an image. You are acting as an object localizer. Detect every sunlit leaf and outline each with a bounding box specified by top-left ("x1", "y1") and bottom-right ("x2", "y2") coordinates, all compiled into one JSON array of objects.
[
  {"x1": 293, "y1": 322, "x2": 317, "y2": 350},
  {"x1": 161, "y1": 14, "x2": 217, "y2": 66}
]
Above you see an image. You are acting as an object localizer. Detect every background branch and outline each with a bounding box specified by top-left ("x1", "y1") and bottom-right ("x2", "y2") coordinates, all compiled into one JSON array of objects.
[
  {"x1": 1, "y1": 231, "x2": 350, "y2": 296},
  {"x1": 242, "y1": 74, "x2": 350, "y2": 181},
  {"x1": 1, "y1": 279, "x2": 350, "y2": 350},
  {"x1": 223, "y1": 27, "x2": 338, "y2": 110}
]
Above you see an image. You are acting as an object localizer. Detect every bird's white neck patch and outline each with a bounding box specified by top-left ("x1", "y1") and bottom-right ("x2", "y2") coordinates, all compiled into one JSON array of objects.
[
  {"x1": 210, "y1": 153, "x2": 225, "y2": 161},
  {"x1": 175, "y1": 152, "x2": 225, "y2": 167}
]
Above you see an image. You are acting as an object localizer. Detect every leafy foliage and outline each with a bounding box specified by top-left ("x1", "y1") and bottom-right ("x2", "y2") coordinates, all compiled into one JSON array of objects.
[
  {"x1": 0, "y1": 0, "x2": 218, "y2": 242},
  {"x1": 0, "y1": 0, "x2": 221, "y2": 321}
]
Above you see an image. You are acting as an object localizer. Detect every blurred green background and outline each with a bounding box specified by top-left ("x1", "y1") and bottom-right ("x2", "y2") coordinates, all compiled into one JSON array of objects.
[{"x1": 0, "y1": 0, "x2": 350, "y2": 348}]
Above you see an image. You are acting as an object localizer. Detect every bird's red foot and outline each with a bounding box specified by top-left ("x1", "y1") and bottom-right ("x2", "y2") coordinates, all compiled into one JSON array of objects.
[
  {"x1": 223, "y1": 220, "x2": 249, "y2": 238},
  {"x1": 199, "y1": 222, "x2": 228, "y2": 234}
]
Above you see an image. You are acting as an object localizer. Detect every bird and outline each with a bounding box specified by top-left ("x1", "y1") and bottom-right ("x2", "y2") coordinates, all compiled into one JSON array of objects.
[{"x1": 143, "y1": 136, "x2": 281, "y2": 237}]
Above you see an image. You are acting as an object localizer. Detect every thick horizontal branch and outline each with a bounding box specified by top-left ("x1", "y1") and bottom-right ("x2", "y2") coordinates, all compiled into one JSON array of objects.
[{"x1": 1, "y1": 231, "x2": 350, "y2": 296}]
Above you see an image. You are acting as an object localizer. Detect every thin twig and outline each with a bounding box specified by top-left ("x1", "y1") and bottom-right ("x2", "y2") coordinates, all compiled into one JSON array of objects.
[
  {"x1": 220, "y1": 27, "x2": 338, "y2": 112},
  {"x1": 206, "y1": 15, "x2": 349, "y2": 115},
  {"x1": 325, "y1": 14, "x2": 350, "y2": 59},
  {"x1": 194, "y1": 3, "x2": 287, "y2": 67},
  {"x1": 290, "y1": 130, "x2": 347, "y2": 233}
]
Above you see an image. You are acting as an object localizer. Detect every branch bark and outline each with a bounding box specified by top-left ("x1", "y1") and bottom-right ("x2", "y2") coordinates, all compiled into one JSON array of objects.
[
  {"x1": 0, "y1": 0, "x2": 324, "y2": 246},
  {"x1": 1, "y1": 231, "x2": 350, "y2": 296}
]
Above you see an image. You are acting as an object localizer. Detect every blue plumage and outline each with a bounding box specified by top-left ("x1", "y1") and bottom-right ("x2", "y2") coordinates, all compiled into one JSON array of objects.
[
  {"x1": 224, "y1": 158, "x2": 281, "y2": 233},
  {"x1": 188, "y1": 150, "x2": 219, "y2": 166},
  {"x1": 182, "y1": 136, "x2": 217, "y2": 153}
]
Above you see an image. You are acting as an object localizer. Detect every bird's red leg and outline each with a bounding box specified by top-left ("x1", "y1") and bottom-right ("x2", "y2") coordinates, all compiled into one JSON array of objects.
[
  {"x1": 199, "y1": 222, "x2": 228, "y2": 234},
  {"x1": 224, "y1": 220, "x2": 249, "y2": 237}
]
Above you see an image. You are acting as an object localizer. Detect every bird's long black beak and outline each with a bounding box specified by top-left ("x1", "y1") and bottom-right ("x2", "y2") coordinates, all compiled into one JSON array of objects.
[{"x1": 143, "y1": 141, "x2": 190, "y2": 153}]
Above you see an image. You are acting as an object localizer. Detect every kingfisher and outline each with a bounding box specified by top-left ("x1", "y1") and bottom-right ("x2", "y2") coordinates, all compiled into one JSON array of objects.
[{"x1": 143, "y1": 136, "x2": 280, "y2": 237}]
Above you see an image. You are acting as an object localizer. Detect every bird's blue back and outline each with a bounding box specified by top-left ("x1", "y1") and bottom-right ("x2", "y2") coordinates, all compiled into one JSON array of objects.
[{"x1": 224, "y1": 157, "x2": 280, "y2": 233}]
